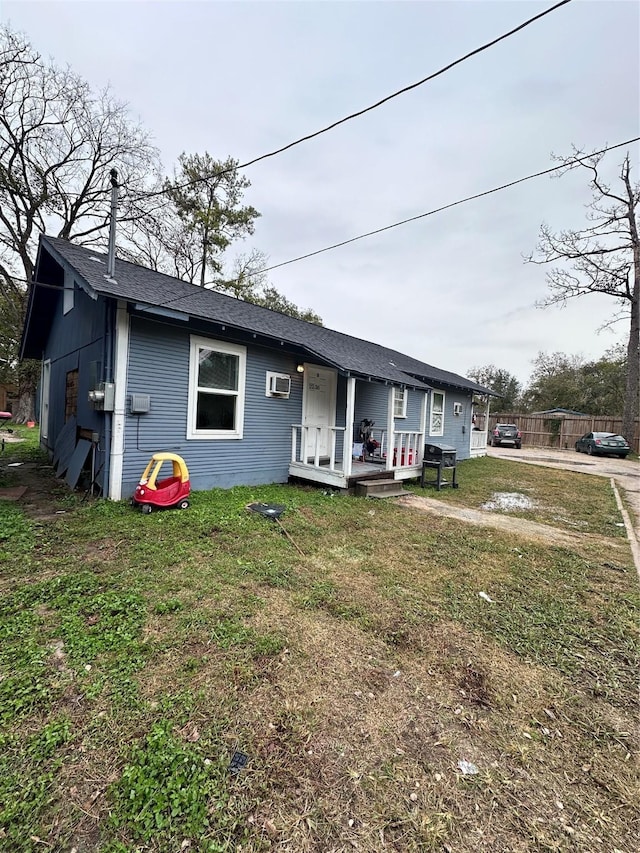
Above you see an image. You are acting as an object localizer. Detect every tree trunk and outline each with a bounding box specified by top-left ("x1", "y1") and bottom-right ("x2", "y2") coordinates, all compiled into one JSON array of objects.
[
  {"x1": 621, "y1": 275, "x2": 639, "y2": 448},
  {"x1": 621, "y1": 160, "x2": 640, "y2": 449},
  {"x1": 13, "y1": 387, "x2": 35, "y2": 423},
  {"x1": 13, "y1": 356, "x2": 40, "y2": 424}
]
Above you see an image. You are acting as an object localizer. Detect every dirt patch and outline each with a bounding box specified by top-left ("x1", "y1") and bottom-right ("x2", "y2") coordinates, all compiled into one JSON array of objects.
[
  {"x1": 486, "y1": 446, "x2": 640, "y2": 575},
  {"x1": 0, "y1": 485, "x2": 28, "y2": 500},
  {"x1": 396, "y1": 493, "x2": 631, "y2": 556},
  {"x1": 1, "y1": 450, "x2": 75, "y2": 519}
]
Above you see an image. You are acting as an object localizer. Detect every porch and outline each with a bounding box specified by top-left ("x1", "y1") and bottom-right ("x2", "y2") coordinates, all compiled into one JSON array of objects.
[
  {"x1": 470, "y1": 427, "x2": 488, "y2": 457},
  {"x1": 287, "y1": 370, "x2": 488, "y2": 490},
  {"x1": 289, "y1": 423, "x2": 424, "y2": 490}
]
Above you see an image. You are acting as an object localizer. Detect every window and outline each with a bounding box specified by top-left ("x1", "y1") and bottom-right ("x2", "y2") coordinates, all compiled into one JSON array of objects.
[
  {"x1": 63, "y1": 269, "x2": 74, "y2": 314},
  {"x1": 430, "y1": 391, "x2": 445, "y2": 436},
  {"x1": 187, "y1": 336, "x2": 246, "y2": 439},
  {"x1": 65, "y1": 369, "x2": 79, "y2": 421},
  {"x1": 40, "y1": 360, "x2": 51, "y2": 440},
  {"x1": 393, "y1": 387, "x2": 407, "y2": 418}
]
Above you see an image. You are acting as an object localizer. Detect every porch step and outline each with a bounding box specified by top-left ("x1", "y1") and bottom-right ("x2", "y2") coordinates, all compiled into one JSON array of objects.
[{"x1": 355, "y1": 478, "x2": 409, "y2": 499}]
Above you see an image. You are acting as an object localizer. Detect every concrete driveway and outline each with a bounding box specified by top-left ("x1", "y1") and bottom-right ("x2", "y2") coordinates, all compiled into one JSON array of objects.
[{"x1": 486, "y1": 445, "x2": 639, "y2": 572}]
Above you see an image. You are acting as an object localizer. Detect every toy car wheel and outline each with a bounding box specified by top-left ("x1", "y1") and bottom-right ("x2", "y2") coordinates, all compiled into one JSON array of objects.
[
  {"x1": 179, "y1": 500, "x2": 190, "y2": 510},
  {"x1": 141, "y1": 504, "x2": 153, "y2": 514}
]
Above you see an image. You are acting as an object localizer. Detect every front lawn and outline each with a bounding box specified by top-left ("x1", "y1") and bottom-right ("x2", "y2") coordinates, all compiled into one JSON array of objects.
[
  {"x1": 407, "y1": 455, "x2": 628, "y2": 538},
  {"x1": 1, "y1": 441, "x2": 638, "y2": 852}
]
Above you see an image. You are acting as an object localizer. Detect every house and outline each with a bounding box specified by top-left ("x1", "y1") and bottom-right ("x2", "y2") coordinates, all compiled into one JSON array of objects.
[
  {"x1": 533, "y1": 408, "x2": 590, "y2": 417},
  {"x1": 20, "y1": 235, "x2": 494, "y2": 499}
]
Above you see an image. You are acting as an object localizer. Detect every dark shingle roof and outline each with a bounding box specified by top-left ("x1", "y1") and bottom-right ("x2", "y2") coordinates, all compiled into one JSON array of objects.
[{"x1": 28, "y1": 236, "x2": 494, "y2": 394}]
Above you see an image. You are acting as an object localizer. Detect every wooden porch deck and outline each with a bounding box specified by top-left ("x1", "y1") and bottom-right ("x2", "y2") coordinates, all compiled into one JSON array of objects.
[{"x1": 288, "y1": 458, "x2": 423, "y2": 491}]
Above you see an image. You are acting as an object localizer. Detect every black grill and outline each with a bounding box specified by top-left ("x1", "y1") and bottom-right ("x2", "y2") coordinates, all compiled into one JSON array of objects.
[
  {"x1": 423, "y1": 442, "x2": 457, "y2": 467},
  {"x1": 421, "y1": 443, "x2": 458, "y2": 491}
]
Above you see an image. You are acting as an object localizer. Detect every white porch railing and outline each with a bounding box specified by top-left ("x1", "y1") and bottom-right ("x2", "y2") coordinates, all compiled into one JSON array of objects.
[
  {"x1": 470, "y1": 429, "x2": 488, "y2": 457},
  {"x1": 387, "y1": 431, "x2": 423, "y2": 470},
  {"x1": 291, "y1": 424, "x2": 346, "y2": 472}
]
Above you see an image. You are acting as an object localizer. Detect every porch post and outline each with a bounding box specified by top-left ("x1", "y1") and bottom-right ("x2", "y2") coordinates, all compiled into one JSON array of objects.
[
  {"x1": 385, "y1": 385, "x2": 395, "y2": 471},
  {"x1": 419, "y1": 390, "x2": 428, "y2": 463},
  {"x1": 343, "y1": 376, "x2": 356, "y2": 477},
  {"x1": 484, "y1": 394, "x2": 491, "y2": 444}
]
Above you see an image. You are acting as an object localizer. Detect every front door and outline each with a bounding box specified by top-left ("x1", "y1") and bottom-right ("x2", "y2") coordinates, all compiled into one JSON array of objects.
[{"x1": 302, "y1": 365, "x2": 337, "y2": 459}]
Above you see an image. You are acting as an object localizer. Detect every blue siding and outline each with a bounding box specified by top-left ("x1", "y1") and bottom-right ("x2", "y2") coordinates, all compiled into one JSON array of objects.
[
  {"x1": 41, "y1": 283, "x2": 108, "y2": 482},
  {"x1": 354, "y1": 381, "x2": 388, "y2": 442},
  {"x1": 123, "y1": 317, "x2": 307, "y2": 494},
  {"x1": 426, "y1": 387, "x2": 474, "y2": 460},
  {"x1": 121, "y1": 318, "x2": 475, "y2": 495},
  {"x1": 404, "y1": 390, "x2": 423, "y2": 432},
  {"x1": 355, "y1": 382, "x2": 424, "y2": 440}
]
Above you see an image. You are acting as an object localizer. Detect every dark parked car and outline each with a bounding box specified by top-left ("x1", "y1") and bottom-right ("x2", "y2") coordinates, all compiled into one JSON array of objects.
[
  {"x1": 575, "y1": 432, "x2": 630, "y2": 458},
  {"x1": 489, "y1": 423, "x2": 522, "y2": 448}
]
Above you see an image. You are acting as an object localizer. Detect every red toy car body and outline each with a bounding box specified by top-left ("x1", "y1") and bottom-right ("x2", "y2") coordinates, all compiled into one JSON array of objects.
[{"x1": 132, "y1": 452, "x2": 190, "y2": 513}]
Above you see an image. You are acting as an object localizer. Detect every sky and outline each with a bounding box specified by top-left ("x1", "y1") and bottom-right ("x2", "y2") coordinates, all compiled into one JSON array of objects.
[{"x1": 3, "y1": 0, "x2": 639, "y2": 386}]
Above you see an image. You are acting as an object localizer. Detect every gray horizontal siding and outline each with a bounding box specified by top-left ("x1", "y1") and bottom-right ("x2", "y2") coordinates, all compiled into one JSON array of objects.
[
  {"x1": 427, "y1": 387, "x2": 473, "y2": 460},
  {"x1": 355, "y1": 382, "x2": 425, "y2": 440},
  {"x1": 123, "y1": 317, "x2": 306, "y2": 494},
  {"x1": 121, "y1": 317, "x2": 475, "y2": 495}
]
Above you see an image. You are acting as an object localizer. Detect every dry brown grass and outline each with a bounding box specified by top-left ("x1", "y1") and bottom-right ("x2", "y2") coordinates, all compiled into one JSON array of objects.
[{"x1": 1, "y1": 451, "x2": 638, "y2": 852}]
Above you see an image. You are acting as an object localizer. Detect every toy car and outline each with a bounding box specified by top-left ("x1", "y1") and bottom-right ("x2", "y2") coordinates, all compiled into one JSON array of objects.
[{"x1": 132, "y1": 452, "x2": 190, "y2": 513}]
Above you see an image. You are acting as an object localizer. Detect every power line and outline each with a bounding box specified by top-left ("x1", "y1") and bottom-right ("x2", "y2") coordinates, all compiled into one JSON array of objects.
[
  {"x1": 15, "y1": 137, "x2": 638, "y2": 307},
  {"x1": 127, "y1": 0, "x2": 574, "y2": 203},
  {"x1": 13, "y1": 136, "x2": 640, "y2": 302},
  {"x1": 157, "y1": 137, "x2": 639, "y2": 308}
]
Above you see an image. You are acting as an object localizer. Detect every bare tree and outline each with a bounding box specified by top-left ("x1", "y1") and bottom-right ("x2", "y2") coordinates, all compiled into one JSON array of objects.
[
  {"x1": 122, "y1": 221, "x2": 324, "y2": 324},
  {"x1": 0, "y1": 25, "x2": 161, "y2": 420},
  {"x1": 527, "y1": 149, "x2": 639, "y2": 445},
  {"x1": 1, "y1": 26, "x2": 323, "y2": 419},
  {"x1": 218, "y1": 249, "x2": 323, "y2": 323}
]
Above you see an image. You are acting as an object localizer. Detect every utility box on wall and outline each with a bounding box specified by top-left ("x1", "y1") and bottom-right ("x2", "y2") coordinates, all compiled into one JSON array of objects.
[{"x1": 88, "y1": 381, "x2": 115, "y2": 411}]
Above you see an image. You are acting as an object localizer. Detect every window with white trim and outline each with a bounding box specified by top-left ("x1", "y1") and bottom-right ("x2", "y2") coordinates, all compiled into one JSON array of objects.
[
  {"x1": 187, "y1": 336, "x2": 246, "y2": 439},
  {"x1": 430, "y1": 391, "x2": 445, "y2": 436},
  {"x1": 40, "y1": 359, "x2": 51, "y2": 439},
  {"x1": 63, "y1": 269, "x2": 74, "y2": 314},
  {"x1": 393, "y1": 387, "x2": 407, "y2": 418}
]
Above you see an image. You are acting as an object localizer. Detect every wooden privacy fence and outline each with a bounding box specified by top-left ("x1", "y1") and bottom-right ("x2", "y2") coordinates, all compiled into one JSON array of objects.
[{"x1": 475, "y1": 413, "x2": 640, "y2": 452}]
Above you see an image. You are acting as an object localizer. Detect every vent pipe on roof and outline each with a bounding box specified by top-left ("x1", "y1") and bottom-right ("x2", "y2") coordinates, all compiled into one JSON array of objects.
[{"x1": 106, "y1": 169, "x2": 118, "y2": 279}]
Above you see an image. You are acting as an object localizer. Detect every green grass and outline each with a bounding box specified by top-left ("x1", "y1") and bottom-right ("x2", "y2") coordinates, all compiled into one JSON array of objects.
[
  {"x1": 109, "y1": 721, "x2": 239, "y2": 848},
  {"x1": 407, "y1": 454, "x2": 627, "y2": 537},
  {"x1": 0, "y1": 717, "x2": 72, "y2": 852},
  {"x1": 0, "y1": 437, "x2": 638, "y2": 852}
]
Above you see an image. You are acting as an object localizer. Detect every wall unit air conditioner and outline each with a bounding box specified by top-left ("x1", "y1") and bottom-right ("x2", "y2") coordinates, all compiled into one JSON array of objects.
[
  {"x1": 453, "y1": 402, "x2": 463, "y2": 416},
  {"x1": 266, "y1": 372, "x2": 291, "y2": 398}
]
